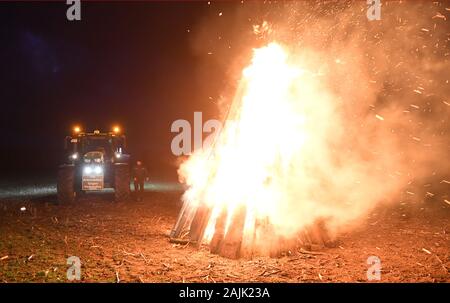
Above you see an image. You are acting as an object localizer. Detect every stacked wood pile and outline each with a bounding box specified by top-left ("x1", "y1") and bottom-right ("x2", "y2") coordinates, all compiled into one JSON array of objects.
[{"x1": 170, "y1": 201, "x2": 334, "y2": 259}]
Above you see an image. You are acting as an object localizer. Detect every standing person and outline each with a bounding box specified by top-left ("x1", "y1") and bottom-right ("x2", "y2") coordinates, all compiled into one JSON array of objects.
[{"x1": 132, "y1": 160, "x2": 148, "y2": 201}]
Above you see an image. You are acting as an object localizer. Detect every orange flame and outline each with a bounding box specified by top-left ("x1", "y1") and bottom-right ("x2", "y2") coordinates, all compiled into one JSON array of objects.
[{"x1": 178, "y1": 41, "x2": 407, "y2": 254}]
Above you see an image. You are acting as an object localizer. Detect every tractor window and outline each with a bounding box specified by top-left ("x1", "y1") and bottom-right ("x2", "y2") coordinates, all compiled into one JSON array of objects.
[
  {"x1": 112, "y1": 137, "x2": 126, "y2": 152},
  {"x1": 65, "y1": 137, "x2": 78, "y2": 153},
  {"x1": 81, "y1": 137, "x2": 113, "y2": 157}
]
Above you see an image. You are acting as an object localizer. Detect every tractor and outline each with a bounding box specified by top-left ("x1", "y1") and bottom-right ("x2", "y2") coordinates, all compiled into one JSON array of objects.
[{"x1": 57, "y1": 126, "x2": 131, "y2": 203}]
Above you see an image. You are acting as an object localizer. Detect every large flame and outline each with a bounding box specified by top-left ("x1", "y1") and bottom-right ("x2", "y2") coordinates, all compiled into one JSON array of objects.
[{"x1": 178, "y1": 41, "x2": 403, "y2": 254}]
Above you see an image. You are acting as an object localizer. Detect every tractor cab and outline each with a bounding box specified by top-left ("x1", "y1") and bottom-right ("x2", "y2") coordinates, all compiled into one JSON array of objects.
[
  {"x1": 64, "y1": 128, "x2": 128, "y2": 164},
  {"x1": 57, "y1": 126, "x2": 131, "y2": 203}
]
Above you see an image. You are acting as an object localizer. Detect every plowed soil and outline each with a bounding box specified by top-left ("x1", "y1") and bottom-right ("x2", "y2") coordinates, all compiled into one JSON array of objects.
[{"x1": 0, "y1": 189, "x2": 449, "y2": 282}]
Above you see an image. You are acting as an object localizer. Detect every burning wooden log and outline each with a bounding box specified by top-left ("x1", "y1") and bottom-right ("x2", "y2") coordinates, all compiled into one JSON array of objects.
[
  {"x1": 209, "y1": 207, "x2": 227, "y2": 254},
  {"x1": 170, "y1": 196, "x2": 333, "y2": 258},
  {"x1": 189, "y1": 203, "x2": 213, "y2": 246},
  {"x1": 218, "y1": 205, "x2": 247, "y2": 259},
  {"x1": 170, "y1": 199, "x2": 190, "y2": 239}
]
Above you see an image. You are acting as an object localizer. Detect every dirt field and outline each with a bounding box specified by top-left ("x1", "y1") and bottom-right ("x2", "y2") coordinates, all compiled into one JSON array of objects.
[{"x1": 0, "y1": 188, "x2": 449, "y2": 283}]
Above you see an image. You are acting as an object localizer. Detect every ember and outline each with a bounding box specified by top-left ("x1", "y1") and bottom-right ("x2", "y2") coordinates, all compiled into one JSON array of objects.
[
  {"x1": 172, "y1": 41, "x2": 401, "y2": 258},
  {"x1": 172, "y1": 1, "x2": 450, "y2": 260},
  {"x1": 172, "y1": 0, "x2": 445, "y2": 258}
]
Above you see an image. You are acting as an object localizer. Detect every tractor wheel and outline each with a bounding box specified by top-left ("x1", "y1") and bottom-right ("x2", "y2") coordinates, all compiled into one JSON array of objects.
[
  {"x1": 114, "y1": 163, "x2": 130, "y2": 202},
  {"x1": 57, "y1": 165, "x2": 75, "y2": 204}
]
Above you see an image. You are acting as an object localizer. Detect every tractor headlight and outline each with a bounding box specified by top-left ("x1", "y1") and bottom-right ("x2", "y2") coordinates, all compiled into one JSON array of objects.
[
  {"x1": 71, "y1": 153, "x2": 78, "y2": 160},
  {"x1": 94, "y1": 166, "x2": 103, "y2": 174},
  {"x1": 84, "y1": 166, "x2": 92, "y2": 175}
]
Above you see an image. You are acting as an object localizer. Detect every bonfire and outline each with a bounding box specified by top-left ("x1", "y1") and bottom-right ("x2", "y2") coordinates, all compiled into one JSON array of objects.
[{"x1": 171, "y1": 42, "x2": 338, "y2": 258}]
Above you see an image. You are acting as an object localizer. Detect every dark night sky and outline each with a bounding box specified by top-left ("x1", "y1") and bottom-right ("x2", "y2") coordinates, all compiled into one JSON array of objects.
[
  {"x1": 5, "y1": 1, "x2": 447, "y2": 185},
  {"x1": 0, "y1": 1, "x2": 263, "y2": 178}
]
